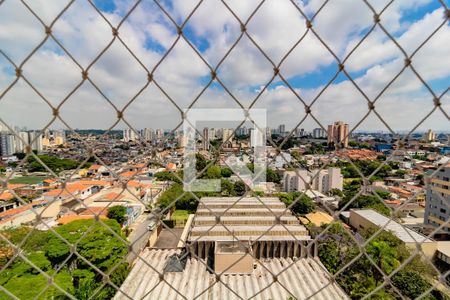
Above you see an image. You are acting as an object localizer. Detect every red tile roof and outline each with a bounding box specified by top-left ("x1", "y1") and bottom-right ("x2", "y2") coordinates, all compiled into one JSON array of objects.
[
  {"x1": 89, "y1": 164, "x2": 103, "y2": 170},
  {"x1": 102, "y1": 192, "x2": 125, "y2": 201},
  {"x1": 57, "y1": 215, "x2": 106, "y2": 225},
  {"x1": 0, "y1": 204, "x2": 32, "y2": 218},
  {"x1": 79, "y1": 207, "x2": 108, "y2": 216},
  {"x1": 120, "y1": 171, "x2": 138, "y2": 178}
]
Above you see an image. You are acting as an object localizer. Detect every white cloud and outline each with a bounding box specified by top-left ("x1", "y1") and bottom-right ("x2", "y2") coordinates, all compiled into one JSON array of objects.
[{"x1": 0, "y1": 0, "x2": 448, "y2": 132}]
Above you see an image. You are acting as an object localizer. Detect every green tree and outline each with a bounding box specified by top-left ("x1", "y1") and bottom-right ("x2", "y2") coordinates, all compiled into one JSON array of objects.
[
  {"x1": 267, "y1": 168, "x2": 281, "y2": 183},
  {"x1": 291, "y1": 194, "x2": 314, "y2": 215},
  {"x1": 154, "y1": 171, "x2": 181, "y2": 183},
  {"x1": 205, "y1": 165, "x2": 221, "y2": 179},
  {"x1": 277, "y1": 192, "x2": 315, "y2": 215},
  {"x1": 27, "y1": 155, "x2": 82, "y2": 173},
  {"x1": 195, "y1": 153, "x2": 207, "y2": 172},
  {"x1": 329, "y1": 188, "x2": 344, "y2": 197},
  {"x1": 46, "y1": 219, "x2": 127, "y2": 270},
  {"x1": 221, "y1": 179, "x2": 236, "y2": 196},
  {"x1": 220, "y1": 167, "x2": 233, "y2": 178},
  {"x1": 234, "y1": 181, "x2": 246, "y2": 196},
  {"x1": 366, "y1": 241, "x2": 400, "y2": 284},
  {"x1": 107, "y1": 206, "x2": 127, "y2": 225},
  {"x1": 0, "y1": 220, "x2": 129, "y2": 299},
  {"x1": 13, "y1": 152, "x2": 26, "y2": 160},
  {"x1": 392, "y1": 270, "x2": 432, "y2": 299}
]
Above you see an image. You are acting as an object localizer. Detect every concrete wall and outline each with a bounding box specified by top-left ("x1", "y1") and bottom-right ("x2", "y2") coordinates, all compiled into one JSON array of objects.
[
  {"x1": 38, "y1": 200, "x2": 62, "y2": 218},
  {"x1": 148, "y1": 226, "x2": 159, "y2": 247},
  {"x1": 349, "y1": 210, "x2": 437, "y2": 258},
  {"x1": 0, "y1": 211, "x2": 35, "y2": 229},
  {"x1": 215, "y1": 252, "x2": 253, "y2": 274}
]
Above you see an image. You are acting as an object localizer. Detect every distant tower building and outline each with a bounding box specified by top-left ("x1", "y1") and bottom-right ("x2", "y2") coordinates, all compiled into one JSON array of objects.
[
  {"x1": 0, "y1": 124, "x2": 6, "y2": 132},
  {"x1": 155, "y1": 129, "x2": 164, "y2": 140},
  {"x1": 283, "y1": 170, "x2": 309, "y2": 192},
  {"x1": 312, "y1": 128, "x2": 326, "y2": 139},
  {"x1": 278, "y1": 124, "x2": 286, "y2": 136},
  {"x1": 15, "y1": 132, "x2": 29, "y2": 153},
  {"x1": 123, "y1": 129, "x2": 137, "y2": 142},
  {"x1": 202, "y1": 127, "x2": 210, "y2": 150},
  {"x1": 209, "y1": 128, "x2": 216, "y2": 140},
  {"x1": 424, "y1": 165, "x2": 450, "y2": 234},
  {"x1": 310, "y1": 167, "x2": 343, "y2": 194},
  {"x1": 28, "y1": 131, "x2": 43, "y2": 153},
  {"x1": 53, "y1": 130, "x2": 65, "y2": 145},
  {"x1": 250, "y1": 128, "x2": 264, "y2": 148},
  {"x1": 142, "y1": 128, "x2": 153, "y2": 141},
  {"x1": 0, "y1": 133, "x2": 15, "y2": 157},
  {"x1": 43, "y1": 128, "x2": 50, "y2": 139},
  {"x1": 177, "y1": 134, "x2": 187, "y2": 148},
  {"x1": 423, "y1": 129, "x2": 436, "y2": 142},
  {"x1": 327, "y1": 121, "x2": 349, "y2": 148},
  {"x1": 222, "y1": 128, "x2": 234, "y2": 148}
]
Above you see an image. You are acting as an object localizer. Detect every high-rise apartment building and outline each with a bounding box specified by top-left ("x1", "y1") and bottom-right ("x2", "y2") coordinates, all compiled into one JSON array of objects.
[
  {"x1": 15, "y1": 132, "x2": 29, "y2": 153},
  {"x1": 202, "y1": 127, "x2": 210, "y2": 150},
  {"x1": 424, "y1": 164, "x2": 450, "y2": 233},
  {"x1": 283, "y1": 167, "x2": 343, "y2": 194},
  {"x1": 222, "y1": 128, "x2": 234, "y2": 147},
  {"x1": 177, "y1": 134, "x2": 187, "y2": 148},
  {"x1": 208, "y1": 128, "x2": 216, "y2": 140},
  {"x1": 249, "y1": 128, "x2": 265, "y2": 148},
  {"x1": 142, "y1": 128, "x2": 153, "y2": 141},
  {"x1": 312, "y1": 127, "x2": 327, "y2": 139},
  {"x1": 0, "y1": 133, "x2": 15, "y2": 157},
  {"x1": 278, "y1": 124, "x2": 286, "y2": 136},
  {"x1": 283, "y1": 170, "x2": 309, "y2": 192},
  {"x1": 123, "y1": 129, "x2": 137, "y2": 142},
  {"x1": 155, "y1": 128, "x2": 164, "y2": 140},
  {"x1": 327, "y1": 121, "x2": 349, "y2": 148},
  {"x1": 423, "y1": 129, "x2": 436, "y2": 142},
  {"x1": 28, "y1": 131, "x2": 43, "y2": 153},
  {"x1": 53, "y1": 130, "x2": 66, "y2": 145}
]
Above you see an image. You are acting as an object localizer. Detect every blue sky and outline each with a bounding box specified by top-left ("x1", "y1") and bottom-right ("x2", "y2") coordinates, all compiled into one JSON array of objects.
[{"x1": 0, "y1": 0, "x2": 448, "y2": 131}]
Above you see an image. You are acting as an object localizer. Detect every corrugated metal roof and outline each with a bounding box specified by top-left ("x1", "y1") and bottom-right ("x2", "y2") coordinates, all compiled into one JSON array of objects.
[
  {"x1": 351, "y1": 209, "x2": 434, "y2": 243},
  {"x1": 114, "y1": 249, "x2": 348, "y2": 300},
  {"x1": 190, "y1": 197, "x2": 311, "y2": 243}
]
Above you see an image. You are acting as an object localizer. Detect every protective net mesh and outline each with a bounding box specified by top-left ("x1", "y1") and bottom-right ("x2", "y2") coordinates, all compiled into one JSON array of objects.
[{"x1": 0, "y1": 0, "x2": 449, "y2": 299}]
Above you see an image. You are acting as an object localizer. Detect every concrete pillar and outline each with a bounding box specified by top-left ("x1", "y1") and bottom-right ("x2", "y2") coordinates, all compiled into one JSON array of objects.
[
  {"x1": 254, "y1": 243, "x2": 259, "y2": 259},
  {"x1": 205, "y1": 242, "x2": 210, "y2": 259},
  {"x1": 274, "y1": 241, "x2": 279, "y2": 258},
  {"x1": 293, "y1": 242, "x2": 299, "y2": 258},
  {"x1": 259, "y1": 241, "x2": 264, "y2": 258},
  {"x1": 313, "y1": 241, "x2": 318, "y2": 257},
  {"x1": 198, "y1": 242, "x2": 203, "y2": 258}
]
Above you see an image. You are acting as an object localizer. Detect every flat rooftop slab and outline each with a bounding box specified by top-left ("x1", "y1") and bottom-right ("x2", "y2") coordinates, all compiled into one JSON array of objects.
[{"x1": 153, "y1": 228, "x2": 183, "y2": 248}]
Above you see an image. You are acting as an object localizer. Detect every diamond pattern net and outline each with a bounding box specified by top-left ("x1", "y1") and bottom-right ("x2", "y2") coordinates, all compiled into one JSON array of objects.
[{"x1": 0, "y1": 0, "x2": 449, "y2": 299}]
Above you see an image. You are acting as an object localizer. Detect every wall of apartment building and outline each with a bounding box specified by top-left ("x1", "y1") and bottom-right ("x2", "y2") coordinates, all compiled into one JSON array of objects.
[
  {"x1": 283, "y1": 168, "x2": 342, "y2": 193},
  {"x1": 283, "y1": 170, "x2": 308, "y2": 192},
  {"x1": 424, "y1": 167, "x2": 450, "y2": 233},
  {"x1": 328, "y1": 167, "x2": 344, "y2": 192}
]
